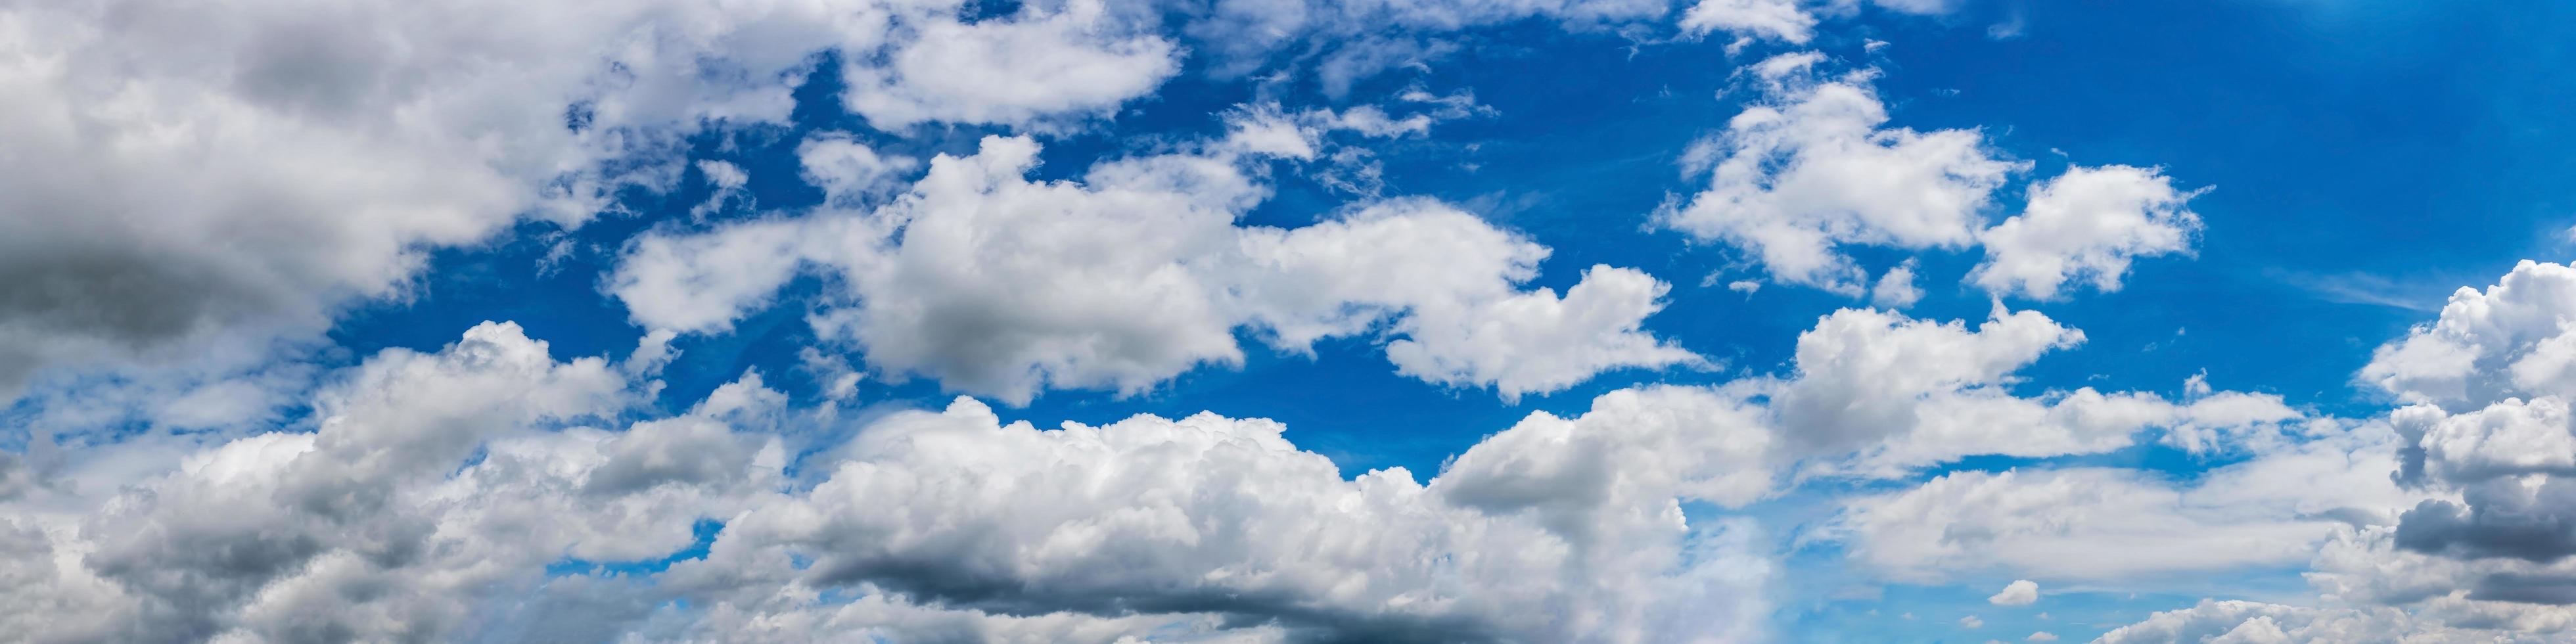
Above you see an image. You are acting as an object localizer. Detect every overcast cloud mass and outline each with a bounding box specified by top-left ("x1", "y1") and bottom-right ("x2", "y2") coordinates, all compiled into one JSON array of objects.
[{"x1": 5, "y1": 0, "x2": 2573, "y2": 642}]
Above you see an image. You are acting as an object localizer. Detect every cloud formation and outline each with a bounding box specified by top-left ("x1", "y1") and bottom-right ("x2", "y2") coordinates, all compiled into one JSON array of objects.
[
  {"x1": 613, "y1": 131, "x2": 1698, "y2": 404},
  {"x1": 1, "y1": 323, "x2": 1775, "y2": 643}
]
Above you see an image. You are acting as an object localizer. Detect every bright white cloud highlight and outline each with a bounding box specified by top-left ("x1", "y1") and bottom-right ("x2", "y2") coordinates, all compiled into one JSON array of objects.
[
  {"x1": 1971, "y1": 165, "x2": 2206, "y2": 300},
  {"x1": 1988, "y1": 579, "x2": 2039, "y2": 606},
  {"x1": 1658, "y1": 52, "x2": 2024, "y2": 294}
]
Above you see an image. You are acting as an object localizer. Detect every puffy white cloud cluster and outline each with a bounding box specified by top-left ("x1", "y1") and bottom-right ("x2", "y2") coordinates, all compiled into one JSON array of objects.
[
  {"x1": 0, "y1": 0, "x2": 1208, "y2": 402},
  {"x1": 612, "y1": 129, "x2": 1699, "y2": 404},
  {"x1": 2226, "y1": 261, "x2": 2576, "y2": 632},
  {"x1": 1987, "y1": 579, "x2": 2038, "y2": 606},
  {"x1": 2076, "y1": 261, "x2": 2576, "y2": 640},
  {"x1": 0, "y1": 323, "x2": 1777, "y2": 643},
  {"x1": 2092, "y1": 599, "x2": 2550, "y2": 644},
  {"x1": 1833, "y1": 430, "x2": 2409, "y2": 584},
  {"x1": 1676, "y1": 0, "x2": 1968, "y2": 44},
  {"x1": 1, "y1": 294, "x2": 2340, "y2": 641},
  {"x1": 1659, "y1": 52, "x2": 2021, "y2": 294},
  {"x1": 1762, "y1": 306, "x2": 2299, "y2": 476},
  {"x1": 1661, "y1": 53, "x2": 2211, "y2": 302},
  {"x1": 1971, "y1": 165, "x2": 2205, "y2": 300},
  {"x1": 1, "y1": 323, "x2": 786, "y2": 642}
]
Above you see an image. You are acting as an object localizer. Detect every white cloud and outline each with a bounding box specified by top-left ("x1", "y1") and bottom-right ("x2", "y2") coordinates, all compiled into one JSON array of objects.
[
  {"x1": 2025, "y1": 632, "x2": 2058, "y2": 642},
  {"x1": 1657, "y1": 52, "x2": 2025, "y2": 294},
  {"x1": 2093, "y1": 598, "x2": 2555, "y2": 643},
  {"x1": 678, "y1": 388, "x2": 1777, "y2": 642},
  {"x1": 1764, "y1": 306, "x2": 2297, "y2": 476},
  {"x1": 1960, "y1": 614, "x2": 1984, "y2": 628},
  {"x1": 614, "y1": 133, "x2": 1696, "y2": 404},
  {"x1": 1680, "y1": 0, "x2": 1819, "y2": 43},
  {"x1": 2239, "y1": 261, "x2": 2576, "y2": 629},
  {"x1": 1971, "y1": 165, "x2": 2207, "y2": 300},
  {"x1": 1, "y1": 323, "x2": 1780, "y2": 643},
  {"x1": 1872, "y1": 260, "x2": 1925, "y2": 308},
  {"x1": 1988, "y1": 579, "x2": 2039, "y2": 606},
  {"x1": 798, "y1": 131, "x2": 920, "y2": 206},
  {"x1": 842, "y1": 0, "x2": 1179, "y2": 130},
  {"x1": 2361, "y1": 260, "x2": 2576, "y2": 407},
  {"x1": 0, "y1": 0, "x2": 1205, "y2": 402},
  {"x1": 1386, "y1": 265, "x2": 1703, "y2": 401},
  {"x1": 1832, "y1": 426, "x2": 2412, "y2": 583}
]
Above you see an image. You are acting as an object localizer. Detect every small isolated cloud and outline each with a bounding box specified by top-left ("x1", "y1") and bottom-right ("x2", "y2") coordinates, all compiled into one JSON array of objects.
[
  {"x1": 1989, "y1": 579, "x2": 2040, "y2": 606},
  {"x1": 1961, "y1": 614, "x2": 1985, "y2": 629},
  {"x1": 2028, "y1": 632, "x2": 2059, "y2": 642}
]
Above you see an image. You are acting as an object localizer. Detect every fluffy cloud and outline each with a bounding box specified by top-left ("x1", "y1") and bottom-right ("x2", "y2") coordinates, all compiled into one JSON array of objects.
[
  {"x1": 1658, "y1": 52, "x2": 2024, "y2": 294},
  {"x1": 1, "y1": 323, "x2": 794, "y2": 641},
  {"x1": 613, "y1": 132, "x2": 1697, "y2": 404},
  {"x1": 2221, "y1": 261, "x2": 2576, "y2": 632},
  {"x1": 1987, "y1": 579, "x2": 2038, "y2": 606},
  {"x1": 1680, "y1": 0, "x2": 1820, "y2": 43},
  {"x1": 1832, "y1": 426, "x2": 2412, "y2": 583},
  {"x1": 1971, "y1": 164, "x2": 2206, "y2": 300},
  {"x1": 1663, "y1": 55, "x2": 2212, "y2": 304},
  {"x1": 1764, "y1": 306, "x2": 2299, "y2": 476},
  {"x1": 0, "y1": 0, "x2": 1207, "y2": 402},
  {"x1": 2094, "y1": 599, "x2": 2558, "y2": 643},
  {"x1": 679, "y1": 387, "x2": 1776, "y2": 643},
  {"x1": 2, "y1": 323, "x2": 1779, "y2": 643},
  {"x1": 840, "y1": 0, "x2": 1179, "y2": 129},
  {"x1": 2362, "y1": 260, "x2": 2576, "y2": 407},
  {"x1": 1676, "y1": 0, "x2": 1970, "y2": 44}
]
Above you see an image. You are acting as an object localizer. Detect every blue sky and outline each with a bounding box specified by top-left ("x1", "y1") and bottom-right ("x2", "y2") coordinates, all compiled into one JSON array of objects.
[{"x1": 6, "y1": 0, "x2": 2576, "y2": 642}]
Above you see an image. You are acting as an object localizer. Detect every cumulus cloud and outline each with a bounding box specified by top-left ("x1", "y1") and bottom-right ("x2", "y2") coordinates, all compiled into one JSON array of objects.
[
  {"x1": 2199, "y1": 261, "x2": 2576, "y2": 633},
  {"x1": 682, "y1": 388, "x2": 1776, "y2": 643},
  {"x1": 1680, "y1": 0, "x2": 1820, "y2": 43},
  {"x1": 1657, "y1": 52, "x2": 2025, "y2": 294},
  {"x1": 2, "y1": 322, "x2": 787, "y2": 641},
  {"x1": 613, "y1": 131, "x2": 1697, "y2": 404},
  {"x1": 2362, "y1": 260, "x2": 2576, "y2": 407},
  {"x1": 1870, "y1": 260, "x2": 1925, "y2": 309},
  {"x1": 1661, "y1": 55, "x2": 2213, "y2": 304},
  {"x1": 1676, "y1": 0, "x2": 1973, "y2": 45},
  {"x1": 2093, "y1": 599, "x2": 2558, "y2": 643},
  {"x1": 1764, "y1": 306, "x2": 2299, "y2": 476},
  {"x1": 1832, "y1": 426, "x2": 2412, "y2": 583},
  {"x1": 1971, "y1": 164, "x2": 2206, "y2": 300},
  {"x1": 0, "y1": 0, "x2": 1208, "y2": 402},
  {"x1": 841, "y1": 0, "x2": 1179, "y2": 129},
  {"x1": 2084, "y1": 261, "x2": 2576, "y2": 639},
  {"x1": 1988, "y1": 579, "x2": 2039, "y2": 606},
  {"x1": 1, "y1": 323, "x2": 1780, "y2": 643}
]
